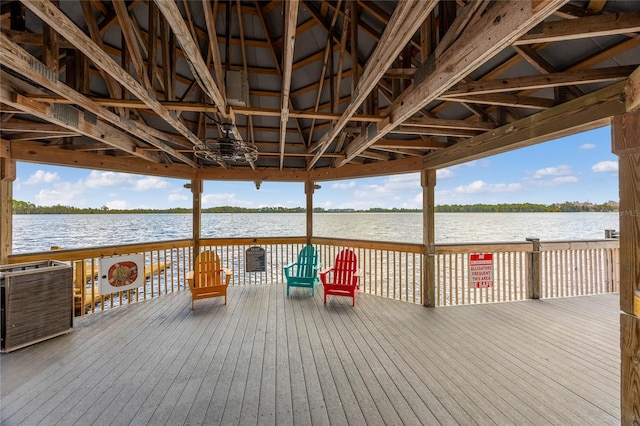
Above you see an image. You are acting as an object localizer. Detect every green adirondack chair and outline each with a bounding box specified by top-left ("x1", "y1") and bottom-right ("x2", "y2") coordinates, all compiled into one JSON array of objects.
[{"x1": 284, "y1": 245, "x2": 321, "y2": 296}]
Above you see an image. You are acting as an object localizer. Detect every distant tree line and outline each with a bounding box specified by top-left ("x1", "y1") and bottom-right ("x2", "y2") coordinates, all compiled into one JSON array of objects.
[
  {"x1": 12, "y1": 200, "x2": 618, "y2": 214},
  {"x1": 434, "y1": 202, "x2": 618, "y2": 213}
]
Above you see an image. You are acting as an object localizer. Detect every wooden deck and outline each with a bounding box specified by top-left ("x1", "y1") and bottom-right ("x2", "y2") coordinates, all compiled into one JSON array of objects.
[{"x1": 0, "y1": 285, "x2": 620, "y2": 425}]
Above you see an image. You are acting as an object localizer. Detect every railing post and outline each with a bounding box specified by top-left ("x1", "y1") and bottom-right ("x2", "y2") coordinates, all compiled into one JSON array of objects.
[{"x1": 526, "y1": 237, "x2": 541, "y2": 300}]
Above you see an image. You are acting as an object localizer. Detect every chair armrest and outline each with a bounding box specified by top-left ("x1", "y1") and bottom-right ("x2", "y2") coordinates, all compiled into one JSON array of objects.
[
  {"x1": 186, "y1": 271, "x2": 195, "y2": 289},
  {"x1": 319, "y1": 266, "x2": 334, "y2": 276},
  {"x1": 355, "y1": 269, "x2": 363, "y2": 277},
  {"x1": 222, "y1": 267, "x2": 232, "y2": 275},
  {"x1": 284, "y1": 262, "x2": 297, "y2": 270}
]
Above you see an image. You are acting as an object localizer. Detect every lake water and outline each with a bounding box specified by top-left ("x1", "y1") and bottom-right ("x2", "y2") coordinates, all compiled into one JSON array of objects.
[{"x1": 11, "y1": 212, "x2": 619, "y2": 253}]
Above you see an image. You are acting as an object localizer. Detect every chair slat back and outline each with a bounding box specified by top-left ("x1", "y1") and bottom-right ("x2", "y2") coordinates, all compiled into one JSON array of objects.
[
  {"x1": 334, "y1": 249, "x2": 358, "y2": 286},
  {"x1": 297, "y1": 245, "x2": 318, "y2": 278},
  {"x1": 194, "y1": 250, "x2": 223, "y2": 287}
]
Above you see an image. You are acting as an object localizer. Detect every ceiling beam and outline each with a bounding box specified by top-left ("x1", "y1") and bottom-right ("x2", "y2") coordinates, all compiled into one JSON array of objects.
[
  {"x1": 336, "y1": 0, "x2": 570, "y2": 167},
  {"x1": 153, "y1": 0, "x2": 227, "y2": 116},
  {"x1": 279, "y1": 0, "x2": 299, "y2": 170},
  {"x1": 202, "y1": 0, "x2": 225, "y2": 102},
  {"x1": 422, "y1": 80, "x2": 626, "y2": 169},
  {"x1": 308, "y1": 0, "x2": 436, "y2": 170},
  {"x1": 442, "y1": 66, "x2": 635, "y2": 96},
  {"x1": 10, "y1": 140, "x2": 196, "y2": 179},
  {"x1": 0, "y1": 32, "x2": 197, "y2": 166},
  {"x1": 22, "y1": 0, "x2": 206, "y2": 149},
  {"x1": 20, "y1": 95, "x2": 387, "y2": 123},
  {"x1": 515, "y1": 11, "x2": 640, "y2": 45},
  {"x1": 435, "y1": 93, "x2": 555, "y2": 109}
]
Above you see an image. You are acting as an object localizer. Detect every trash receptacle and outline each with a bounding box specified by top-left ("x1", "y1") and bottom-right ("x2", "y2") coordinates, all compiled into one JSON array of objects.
[{"x1": 1, "y1": 260, "x2": 73, "y2": 352}]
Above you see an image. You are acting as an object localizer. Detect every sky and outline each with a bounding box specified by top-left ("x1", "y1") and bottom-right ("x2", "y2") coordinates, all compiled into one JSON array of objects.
[{"x1": 12, "y1": 126, "x2": 620, "y2": 210}]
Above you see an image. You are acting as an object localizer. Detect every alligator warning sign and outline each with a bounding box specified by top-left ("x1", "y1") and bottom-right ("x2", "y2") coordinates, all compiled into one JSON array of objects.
[{"x1": 469, "y1": 253, "x2": 493, "y2": 288}]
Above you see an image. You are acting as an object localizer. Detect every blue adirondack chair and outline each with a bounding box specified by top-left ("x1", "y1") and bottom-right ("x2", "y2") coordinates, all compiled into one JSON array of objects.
[{"x1": 284, "y1": 245, "x2": 321, "y2": 296}]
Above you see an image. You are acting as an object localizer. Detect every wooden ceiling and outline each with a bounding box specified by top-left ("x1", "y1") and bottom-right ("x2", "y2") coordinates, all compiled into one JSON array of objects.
[{"x1": 1, "y1": 0, "x2": 639, "y2": 182}]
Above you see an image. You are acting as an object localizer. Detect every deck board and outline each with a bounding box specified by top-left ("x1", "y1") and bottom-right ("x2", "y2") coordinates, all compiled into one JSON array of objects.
[{"x1": 0, "y1": 285, "x2": 621, "y2": 425}]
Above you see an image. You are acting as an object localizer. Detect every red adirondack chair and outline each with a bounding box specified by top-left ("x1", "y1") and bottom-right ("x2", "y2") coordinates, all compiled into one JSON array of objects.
[{"x1": 320, "y1": 249, "x2": 362, "y2": 306}]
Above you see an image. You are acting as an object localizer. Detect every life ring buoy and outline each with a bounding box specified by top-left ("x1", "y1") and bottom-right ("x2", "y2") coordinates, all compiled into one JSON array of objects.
[{"x1": 108, "y1": 261, "x2": 138, "y2": 287}]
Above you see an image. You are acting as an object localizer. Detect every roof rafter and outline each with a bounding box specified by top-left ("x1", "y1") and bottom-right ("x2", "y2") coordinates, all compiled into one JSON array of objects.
[
  {"x1": 423, "y1": 80, "x2": 626, "y2": 169},
  {"x1": 279, "y1": 0, "x2": 299, "y2": 170},
  {"x1": 308, "y1": 0, "x2": 436, "y2": 169},
  {"x1": 338, "y1": 0, "x2": 570, "y2": 167},
  {"x1": 515, "y1": 11, "x2": 640, "y2": 45},
  {"x1": 0, "y1": 32, "x2": 198, "y2": 166},
  {"x1": 443, "y1": 66, "x2": 635, "y2": 96},
  {"x1": 22, "y1": 0, "x2": 205, "y2": 149}
]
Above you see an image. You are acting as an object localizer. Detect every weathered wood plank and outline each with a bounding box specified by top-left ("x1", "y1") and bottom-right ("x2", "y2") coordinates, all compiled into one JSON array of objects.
[{"x1": 0, "y1": 287, "x2": 621, "y2": 425}]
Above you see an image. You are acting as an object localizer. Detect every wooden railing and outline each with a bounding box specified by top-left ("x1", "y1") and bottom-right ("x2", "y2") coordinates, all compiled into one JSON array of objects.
[
  {"x1": 435, "y1": 242, "x2": 531, "y2": 306},
  {"x1": 434, "y1": 240, "x2": 620, "y2": 306},
  {"x1": 539, "y1": 240, "x2": 620, "y2": 298},
  {"x1": 312, "y1": 237, "x2": 424, "y2": 304},
  {"x1": 7, "y1": 236, "x2": 619, "y2": 316},
  {"x1": 9, "y1": 240, "x2": 194, "y2": 315}
]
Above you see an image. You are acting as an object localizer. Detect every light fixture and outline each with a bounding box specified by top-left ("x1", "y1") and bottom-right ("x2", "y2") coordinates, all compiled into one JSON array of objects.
[{"x1": 194, "y1": 118, "x2": 258, "y2": 165}]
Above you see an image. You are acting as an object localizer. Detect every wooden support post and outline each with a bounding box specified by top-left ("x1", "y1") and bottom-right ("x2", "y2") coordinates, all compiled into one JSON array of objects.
[
  {"x1": 422, "y1": 169, "x2": 436, "y2": 307},
  {"x1": 613, "y1": 66, "x2": 640, "y2": 425},
  {"x1": 190, "y1": 179, "x2": 203, "y2": 264},
  {"x1": 526, "y1": 237, "x2": 541, "y2": 299},
  {"x1": 1, "y1": 141, "x2": 16, "y2": 265},
  {"x1": 305, "y1": 180, "x2": 315, "y2": 245}
]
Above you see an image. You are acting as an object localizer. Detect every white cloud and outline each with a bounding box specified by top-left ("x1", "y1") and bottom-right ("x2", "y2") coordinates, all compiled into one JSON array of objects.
[
  {"x1": 437, "y1": 168, "x2": 455, "y2": 179},
  {"x1": 331, "y1": 181, "x2": 356, "y2": 190},
  {"x1": 132, "y1": 177, "x2": 169, "y2": 191},
  {"x1": 25, "y1": 170, "x2": 60, "y2": 185},
  {"x1": 550, "y1": 176, "x2": 579, "y2": 184},
  {"x1": 403, "y1": 192, "x2": 423, "y2": 209},
  {"x1": 106, "y1": 200, "x2": 128, "y2": 209},
  {"x1": 592, "y1": 161, "x2": 618, "y2": 173},
  {"x1": 84, "y1": 171, "x2": 131, "y2": 188},
  {"x1": 382, "y1": 173, "x2": 420, "y2": 190},
  {"x1": 168, "y1": 193, "x2": 188, "y2": 202},
  {"x1": 532, "y1": 165, "x2": 572, "y2": 179},
  {"x1": 202, "y1": 193, "x2": 251, "y2": 207},
  {"x1": 580, "y1": 143, "x2": 596, "y2": 150},
  {"x1": 454, "y1": 180, "x2": 521, "y2": 194},
  {"x1": 34, "y1": 182, "x2": 84, "y2": 206}
]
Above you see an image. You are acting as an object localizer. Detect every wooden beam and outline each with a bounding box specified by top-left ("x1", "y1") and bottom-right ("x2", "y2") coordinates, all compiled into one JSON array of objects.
[
  {"x1": 337, "y1": 0, "x2": 571, "y2": 166},
  {"x1": 279, "y1": 0, "x2": 299, "y2": 170},
  {"x1": 422, "y1": 80, "x2": 626, "y2": 169},
  {"x1": 309, "y1": 156, "x2": 424, "y2": 181},
  {"x1": 436, "y1": 93, "x2": 555, "y2": 110},
  {"x1": 613, "y1": 79, "x2": 640, "y2": 423},
  {"x1": 627, "y1": 65, "x2": 640, "y2": 112},
  {"x1": 153, "y1": 1, "x2": 227, "y2": 115},
  {"x1": 0, "y1": 144, "x2": 14, "y2": 263},
  {"x1": 23, "y1": 0, "x2": 205, "y2": 149},
  {"x1": 113, "y1": 0, "x2": 151, "y2": 90},
  {"x1": 0, "y1": 34, "x2": 198, "y2": 166},
  {"x1": 0, "y1": 81, "x2": 158, "y2": 162},
  {"x1": 403, "y1": 117, "x2": 496, "y2": 131},
  {"x1": 308, "y1": 0, "x2": 436, "y2": 169},
  {"x1": 373, "y1": 138, "x2": 450, "y2": 150},
  {"x1": 9, "y1": 140, "x2": 196, "y2": 180},
  {"x1": 515, "y1": 11, "x2": 640, "y2": 45},
  {"x1": 202, "y1": 0, "x2": 225, "y2": 101},
  {"x1": 443, "y1": 66, "x2": 635, "y2": 96}
]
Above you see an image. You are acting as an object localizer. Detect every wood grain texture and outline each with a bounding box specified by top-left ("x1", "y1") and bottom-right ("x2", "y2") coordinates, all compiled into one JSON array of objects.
[
  {"x1": 0, "y1": 286, "x2": 621, "y2": 424},
  {"x1": 621, "y1": 313, "x2": 640, "y2": 425}
]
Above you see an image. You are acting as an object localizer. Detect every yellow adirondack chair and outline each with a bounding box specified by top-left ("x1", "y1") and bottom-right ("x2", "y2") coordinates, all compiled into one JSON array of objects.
[{"x1": 186, "y1": 250, "x2": 231, "y2": 309}]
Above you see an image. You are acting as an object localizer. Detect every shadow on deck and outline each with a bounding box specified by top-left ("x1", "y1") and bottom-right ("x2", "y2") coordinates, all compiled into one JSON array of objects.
[{"x1": 0, "y1": 285, "x2": 620, "y2": 425}]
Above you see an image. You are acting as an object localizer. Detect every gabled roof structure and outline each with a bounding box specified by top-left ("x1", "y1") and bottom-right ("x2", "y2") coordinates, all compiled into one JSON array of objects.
[{"x1": 1, "y1": 0, "x2": 638, "y2": 182}]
